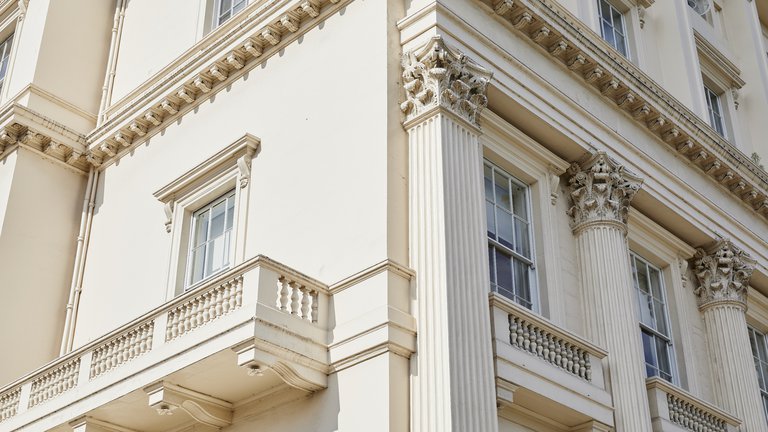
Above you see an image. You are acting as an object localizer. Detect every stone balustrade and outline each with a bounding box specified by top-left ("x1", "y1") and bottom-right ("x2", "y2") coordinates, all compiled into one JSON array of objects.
[
  {"x1": 0, "y1": 255, "x2": 328, "y2": 426},
  {"x1": 646, "y1": 377, "x2": 741, "y2": 432}
]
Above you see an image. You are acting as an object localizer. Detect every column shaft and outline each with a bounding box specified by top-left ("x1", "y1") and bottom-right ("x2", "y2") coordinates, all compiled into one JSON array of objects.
[
  {"x1": 575, "y1": 224, "x2": 654, "y2": 431},
  {"x1": 703, "y1": 304, "x2": 767, "y2": 431},
  {"x1": 409, "y1": 113, "x2": 498, "y2": 432}
]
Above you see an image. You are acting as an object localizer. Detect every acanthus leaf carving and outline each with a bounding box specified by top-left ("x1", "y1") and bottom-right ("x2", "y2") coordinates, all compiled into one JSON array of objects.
[
  {"x1": 691, "y1": 239, "x2": 755, "y2": 309},
  {"x1": 401, "y1": 36, "x2": 492, "y2": 127},
  {"x1": 566, "y1": 151, "x2": 642, "y2": 230}
]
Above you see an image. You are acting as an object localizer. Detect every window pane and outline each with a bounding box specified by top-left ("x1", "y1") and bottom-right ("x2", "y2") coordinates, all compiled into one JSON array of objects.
[
  {"x1": 189, "y1": 245, "x2": 206, "y2": 284},
  {"x1": 194, "y1": 210, "x2": 210, "y2": 247},
  {"x1": 219, "y1": 0, "x2": 232, "y2": 14},
  {"x1": 612, "y1": 7, "x2": 623, "y2": 33},
  {"x1": 615, "y1": 33, "x2": 627, "y2": 56},
  {"x1": 653, "y1": 300, "x2": 668, "y2": 335},
  {"x1": 496, "y1": 207, "x2": 514, "y2": 249},
  {"x1": 206, "y1": 234, "x2": 228, "y2": 275},
  {"x1": 486, "y1": 201, "x2": 496, "y2": 237},
  {"x1": 494, "y1": 172, "x2": 511, "y2": 210},
  {"x1": 601, "y1": 21, "x2": 616, "y2": 47},
  {"x1": 494, "y1": 248, "x2": 515, "y2": 299},
  {"x1": 210, "y1": 200, "x2": 227, "y2": 238},
  {"x1": 484, "y1": 166, "x2": 494, "y2": 200},
  {"x1": 635, "y1": 260, "x2": 650, "y2": 293},
  {"x1": 514, "y1": 218, "x2": 530, "y2": 258},
  {"x1": 599, "y1": 0, "x2": 612, "y2": 24},
  {"x1": 511, "y1": 183, "x2": 527, "y2": 219},
  {"x1": 514, "y1": 259, "x2": 531, "y2": 305},
  {"x1": 226, "y1": 195, "x2": 235, "y2": 230},
  {"x1": 655, "y1": 338, "x2": 672, "y2": 380},
  {"x1": 638, "y1": 291, "x2": 654, "y2": 328},
  {"x1": 233, "y1": 0, "x2": 247, "y2": 13},
  {"x1": 641, "y1": 331, "x2": 657, "y2": 371},
  {"x1": 488, "y1": 244, "x2": 496, "y2": 285}
]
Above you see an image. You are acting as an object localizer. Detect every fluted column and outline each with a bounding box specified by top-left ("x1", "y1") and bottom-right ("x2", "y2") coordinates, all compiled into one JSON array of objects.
[
  {"x1": 691, "y1": 240, "x2": 767, "y2": 431},
  {"x1": 566, "y1": 153, "x2": 653, "y2": 431},
  {"x1": 402, "y1": 36, "x2": 498, "y2": 432}
]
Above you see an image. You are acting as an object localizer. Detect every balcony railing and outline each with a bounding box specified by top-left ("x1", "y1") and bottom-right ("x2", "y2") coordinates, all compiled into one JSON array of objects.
[
  {"x1": 491, "y1": 293, "x2": 613, "y2": 428},
  {"x1": 646, "y1": 377, "x2": 741, "y2": 432},
  {"x1": 0, "y1": 255, "x2": 329, "y2": 429}
]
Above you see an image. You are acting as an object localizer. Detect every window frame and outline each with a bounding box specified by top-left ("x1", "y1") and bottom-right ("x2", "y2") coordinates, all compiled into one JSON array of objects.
[
  {"x1": 0, "y1": 32, "x2": 13, "y2": 93},
  {"x1": 185, "y1": 188, "x2": 237, "y2": 289},
  {"x1": 484, "y1": 161, "x2": 538, "y2": 310},
  {"x1": 597, "y1": 0, "x2": 630, "y2": 58},
  {"x1": 630, "y1": 252, "x2": 677, "y2": 383},
  {"x1": 748, "y1": 326, "x2": 768, "y2": 422},
  {"x1": 703, "y1": 84, "x2": 727, "y2": 138},
  {"x1": 212, "y1": 0, "x2": 248, "y2": 29},
  {"x1": 154, "y1": 133, "x2": 259, "y2": 298}
]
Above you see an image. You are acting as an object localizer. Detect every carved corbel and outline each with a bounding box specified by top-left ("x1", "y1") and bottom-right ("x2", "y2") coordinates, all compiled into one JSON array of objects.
[
  {"x1": 531, "y1": 26, "x2": 551, "y2": 43},
  {"x1": 161, "y1": 99, "x2": 179, "y2": 115},
  {"x1": 280, "y1": 14, "x2": 300, "y2": 32},
  {"x1": 86, "y1": 153, "x2": 103, "y2": 168},
  {"x1": 177, "y1": 87, "x2": 196, "y2": 103},
  {"x1": 69, "y1": 416, "x2": 137, "y2": 432},
  {"x1": 548, "y1": 169, "x2": 561, "y2": 205},
  {"x1": 99, "y1": 142, "x2": 117, "y2": 157},
  {"x1": 262, "y1": 28, "x2": 281, "y2": 45},
  {"x1": 243, "y1": 38, "x2": 263, "y2": 57},
  {"x1": 662, "y1": 128, "x2": 680, "y2": 143},
  {"x1": 567, "y1": 53, "x2": 586, "y2": 71},
  {"x1": 676, "y1": 139, "x2": 694, "y2": 155},
  {"x1": 647, "y1": 116, "x2": 666, "y2": 131},
  {"x1": 549, "y1": 39, "x2": 568, "y2": 57},
  {"x1": 731, "y1": 88, "x2": 740, "y2": 110},
  {"x1": 0, "y1": 129, "x2": 17, "y2": 145},
  {"x1": 584, "y1": 67, "x2": 604, "y2": 84},
  {"x1": 226, "y1": 52, "x2": 244, "y2": 70},
  {"x1": 494, "y1": 0, "x2": 515, "y2": 15},
  {"x1": 129, "y1": 122, "x2": 147, "y2": 137},
  {"x1": 144, "y1": 382, "x2": 233, "y2": 428},
  {"x1": 234, "y1": 342, "x2": 327, "y2": 392},
  {"x1": 633, "y1": 104, "x2": 651, "y2": 120},
  {"x1": 114, "y1": 131, "x2": 131, "y2": 147},
  {"x1": 193, "y1": 76, "x2": 212, "y2": 93},
  {"x1": 600, "y1": 78, "x2": 620, "y2": 95},
  {"x1": 209, "y1": 65, "x2": 228, "y2": 81},
  {"x1": 163, "y1": 200, "x2": 174, "y2": 233},
  {"x1": 144, "y1": 111, "x2": 163, "y2": 126},
  {"x1": 637, "y1": 6, "x2": 646, "y2": 29},
  {"x1": 513, "y1": 12, "x2": 533, "y2": 29},
  {"x1": 300, "y1": 1, "x2": 319, "y2": 17}
]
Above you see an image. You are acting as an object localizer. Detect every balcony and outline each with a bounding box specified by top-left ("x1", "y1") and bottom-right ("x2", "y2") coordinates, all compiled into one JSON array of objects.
[
  {"x1": 491, "y1": 294, "x2": 613, "y2": 430},
  {"x1": 0, "y1": 255, "x2": 331, "y2": 431},
  {"x1": 646, "y1": 377, "x2": 740, "y2": 432}
]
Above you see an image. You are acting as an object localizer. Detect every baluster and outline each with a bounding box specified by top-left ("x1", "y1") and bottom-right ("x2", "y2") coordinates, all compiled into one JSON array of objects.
[
  {"x1": 300, "y1": 287, "x2": 310, "y2": 320},
  {"x1": 223, "y1": 283, "x2": 233, "y2": 313},
  {"x1": 535, "y1": 329, "x2": 544, "y2": 357},
  {"x1": 228, "y1": 281, "x2": 237, "y2": 311},
  {"x1": 311, "y1": 291, "x2": 319, "y2": 323},
  {"x1": 290, "y1": 283, "x2": 301, "y2": 315},
  {"x1": 529, "y1": 327, "x2": 538, "y2": 354},
  {"x1": 278, "y1": 277, "x2": 289, "y2": 311},
  {"x1": 235, "y1": 278, "x2": 243, "y2": 307}
]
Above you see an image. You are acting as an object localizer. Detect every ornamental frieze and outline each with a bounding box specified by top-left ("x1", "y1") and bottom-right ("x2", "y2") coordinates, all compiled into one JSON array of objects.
[
  {"x1": 691, "y1": 239, "x2": 756, "y2": 309},
  {"x1": 401, "y1": 36, "x2": 493, "y2": 127},
  {"x1": 566, "y1": 151, "x2": 642, "y2": 230}
]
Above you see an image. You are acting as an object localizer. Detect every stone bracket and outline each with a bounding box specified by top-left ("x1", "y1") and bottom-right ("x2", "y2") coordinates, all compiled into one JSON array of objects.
[
  {"x1": 144, "y1": 381, "x2": 233, "y2": 428},
  {"x1": 234, "y1": 341, "x2": 327, "y2": 392}
]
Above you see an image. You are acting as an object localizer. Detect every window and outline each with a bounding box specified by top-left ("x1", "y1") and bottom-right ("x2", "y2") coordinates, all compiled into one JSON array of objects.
[
  {"x1": 187, "y1": 190, "x2": 236, "y2": 287},
  {"x1": 213, "y1": 0, "x2": 247, "y2": 28},
  {"x1": 0, "y1": 33, "x2": 13, "y2": 92},
  {"x1": 597, "y1": 0, "x2": 629, "y2": 57},
  {"x1": 704, "y1": 85, "x2": 726, "y2": 137},
  {"x1": 631, "y1": 253, "x2": 675, "y2": 382},
  {"x1": 687, "y1": 0, "x2": 713, "y2": 23},
  {"x1": 748, "y1": 327, "x2": 768, "y2": 421},
  {"x1": 484, "y1": 161, "x2": 536, "y2": 309}
]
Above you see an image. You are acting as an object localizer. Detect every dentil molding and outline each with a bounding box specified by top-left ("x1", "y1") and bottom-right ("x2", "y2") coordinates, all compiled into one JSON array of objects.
[
  {"x1": 691, "y1": 239, "x2": 756, "y2": 309},
  {"x1": 401, "y1": 36, "x2": 493, "y2": 128},
  {"x1": 566, "y1": 151, "x2": 642, "y2": 231}
]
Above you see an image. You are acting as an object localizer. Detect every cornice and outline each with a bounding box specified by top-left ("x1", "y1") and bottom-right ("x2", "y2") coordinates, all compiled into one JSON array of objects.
[
  {"x1": 0, "y1": 103, "x2": 90, "y2": 173},
  {"x1": 85, "y1": 0, "x2": 345, "y2": 171},
  {"x1": 693, "y1": 31, "x2": 745, "y2": 89},
  {"x1": 482, "y1": 0, "x2": 768, "y2": 222}
]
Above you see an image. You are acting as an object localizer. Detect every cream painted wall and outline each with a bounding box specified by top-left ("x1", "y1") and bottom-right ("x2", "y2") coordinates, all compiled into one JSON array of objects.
[
  {"x1": 109, "y1": 0, "x2": 203, "y2": 106},
  {"x1": 0, "y1": 148, "x2": 84, "y2": 386},
  {"x1": 5, "y1": 0, "x2": 112, "y2": 119},
  {"x1": 74, "y1": 0, "x2": 393, "y2": 346}
]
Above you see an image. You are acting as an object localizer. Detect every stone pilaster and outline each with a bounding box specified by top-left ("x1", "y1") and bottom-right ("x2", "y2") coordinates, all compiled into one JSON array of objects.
[
  {"x1": 567, "y1": 152, "x2": 654, "y2": 431},
  {"x1": 402, "y1": 36, "x2": 499, "y2": 432},
  {"x1": 692, "y1": 240, "x2": 767, "y2": 432}
]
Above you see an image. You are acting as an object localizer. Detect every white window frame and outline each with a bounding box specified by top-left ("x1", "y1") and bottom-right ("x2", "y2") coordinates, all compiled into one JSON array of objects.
[
  {"x1": 480, "y1": 111, "x2": 570, "y2": 320},
  {"x1": 748, "y1": 326, "x2": 768, "y2": 422},
  {"x1": 485, "y1": 161, "x2": 538, "y2": 310},
  {"x1": 186, "y1": 189, "x2": 237, "y2": 288},
  {"x1": 212, "y1": 0, "x2": 248, "y2": 29},
  {"x1": 703, "y1": 84, "x2": 727, "y2": 138},
  {"x1": 630, "y1": 252, "x2": 677, "y2": 383},
  {"x1": 154, "y1": 133, "x2": 259, "y2": 297},
  {"x1": 0, "y1": 32, "x2": 13, "y2": 93},
  {"x1": 597, "y1": 0, "x2": 630, "y2": 58}
]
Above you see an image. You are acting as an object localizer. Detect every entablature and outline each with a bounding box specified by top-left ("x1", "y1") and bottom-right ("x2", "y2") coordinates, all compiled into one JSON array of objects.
[{"x1": 480, "y1": 0, "x2": 768, "y2": 223}]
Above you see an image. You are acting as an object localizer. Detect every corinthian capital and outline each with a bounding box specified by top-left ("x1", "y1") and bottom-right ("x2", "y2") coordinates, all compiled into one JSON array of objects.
[
  {"x1": 691, "y1": 239, "x2": 756, "y2": 309},
  {"x1": 400, "y1": 36, "x2": 492, "y2": 127},
  {"x1": 566, "y1": 152, "x2": 642, "y2": 231}
]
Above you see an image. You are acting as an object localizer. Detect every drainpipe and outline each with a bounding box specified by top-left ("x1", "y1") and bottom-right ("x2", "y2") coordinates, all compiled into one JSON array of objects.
[
  {"x1": 60, "y1": 167, "x2": 99, "y2": 354},
  {"x1": 97, "y1": 0, "x2": 126, "y2": 124}
]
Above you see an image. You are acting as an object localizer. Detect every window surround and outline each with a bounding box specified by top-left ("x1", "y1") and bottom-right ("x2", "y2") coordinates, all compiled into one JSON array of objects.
[
  {"x1": 627, "y1": 210, "x2": 696, "y2": 392},
  {"x1": 582, "y1": 0, "x2": 648, "y2": 64},
  {"x1": 0, "y1": 1, "x2": 23, "y2": 103},
  {"x1": 154, "y1": 133, "x2": 260, "y2": 298},
  {"x1": 480, "y1": 110, "x2": 569, "y2": 321}
]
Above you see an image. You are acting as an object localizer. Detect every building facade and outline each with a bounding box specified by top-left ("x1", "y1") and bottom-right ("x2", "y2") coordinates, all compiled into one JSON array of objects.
[{"x1": 0, "y1": 0, "x2": 767, "y2": 430}]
